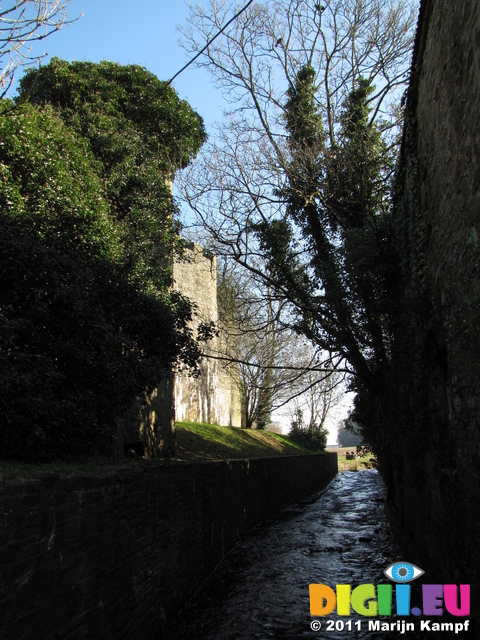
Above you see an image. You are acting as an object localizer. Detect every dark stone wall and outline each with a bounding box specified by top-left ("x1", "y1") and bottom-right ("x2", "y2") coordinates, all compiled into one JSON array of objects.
[
  {"x1": 387, "y1": 0, "x2": 480, "y2": 623},
  {"x1": 0, "y1": 454, "x2": 337, "y2": 640}
]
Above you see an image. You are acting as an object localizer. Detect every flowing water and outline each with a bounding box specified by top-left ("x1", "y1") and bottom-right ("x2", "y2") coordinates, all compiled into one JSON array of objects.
[{"x1": 164, "y1": 470, "x2": 445, "y2": 640}]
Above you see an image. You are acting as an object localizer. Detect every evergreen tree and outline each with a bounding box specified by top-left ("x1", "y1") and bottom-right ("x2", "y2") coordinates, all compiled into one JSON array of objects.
[
  {"x1": 18, "y1": 59, "x2": 206, "y2": 293},
  {"x1": 255, "y1": 68, "x2": 397, "y2": 448},
  {"x1": 0, "y1": 61, "x2": 206, "y2": 460}
]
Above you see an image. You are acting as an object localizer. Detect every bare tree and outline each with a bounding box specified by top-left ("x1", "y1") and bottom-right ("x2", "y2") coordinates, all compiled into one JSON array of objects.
[
  {"x1": 215, "y1": 260, "x2": 344, "y2": 428},
  {"x1": 217, "y1": 262, "x2": 292, "y2": 428},
  {"x1": 179, "y1": 0, "x2": 417, "y2": 194},
  {"x1": 177, "y1": 0, "x2": 418, "y2": 423},
  {"x1": 286, "y1": 364, "x2": 342, "y2": 449},
  {"x1": 181, "y1": 0, "x2": 416, "y2": 137},
  {"x1": 0, "y1": 1, "x2": 78, "y2": 97},
  {"x1": 289, "y1": 367, "x2": 342, "y2": 430}
]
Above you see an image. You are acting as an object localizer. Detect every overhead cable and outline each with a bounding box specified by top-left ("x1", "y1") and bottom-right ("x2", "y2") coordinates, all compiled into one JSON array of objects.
[{"x1": 163, "y1": 0, "x2": 255, "y2": 90}]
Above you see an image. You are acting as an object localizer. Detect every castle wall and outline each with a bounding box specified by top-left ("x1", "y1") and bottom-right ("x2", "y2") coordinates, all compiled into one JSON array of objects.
[
  {"x1": 119, "y1": 242, "x2": 241, "y2": 458},
  {"x1": 173, "y1": 243, "x2": 241, "y2": 428},
  {"x1": 387, "y1": 0, "x2": 480, "y2": 614}
]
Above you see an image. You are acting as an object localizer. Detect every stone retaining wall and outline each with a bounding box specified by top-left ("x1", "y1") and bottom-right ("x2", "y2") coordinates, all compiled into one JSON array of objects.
[{"x1": 0, "y1": 453, "x2": 337, "y2": 640}]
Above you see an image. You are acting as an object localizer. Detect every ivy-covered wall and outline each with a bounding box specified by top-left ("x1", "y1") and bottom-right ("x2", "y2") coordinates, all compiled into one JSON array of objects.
[{"x1": 386, "y1": 0, "x2": 480, "y2": 617}]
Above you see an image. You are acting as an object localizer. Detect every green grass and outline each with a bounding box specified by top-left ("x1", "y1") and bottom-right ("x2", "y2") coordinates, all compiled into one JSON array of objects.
[
  {"x1": 330, "y1": 447, "x2": 375, "y2": 471},
  {"x1": 0, "y1": 422, "x2": 320, "y2": 478},
  {"x1": 174, "y1": 421, "x2": 317, "y2": 461}
]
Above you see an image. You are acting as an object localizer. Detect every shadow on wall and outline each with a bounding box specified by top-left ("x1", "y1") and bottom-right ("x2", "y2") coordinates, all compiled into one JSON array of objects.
[{"x1": 120, "y1": 242, "x2": 242, "y2": 458}]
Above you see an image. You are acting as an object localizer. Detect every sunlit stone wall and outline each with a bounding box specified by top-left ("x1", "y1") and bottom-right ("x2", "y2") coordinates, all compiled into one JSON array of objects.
[{"x1": 173, "y1": 242, "x2": 242, "y2": 428}]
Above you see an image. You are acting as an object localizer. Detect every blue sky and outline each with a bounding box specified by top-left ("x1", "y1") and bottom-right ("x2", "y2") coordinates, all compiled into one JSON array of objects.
[{"x1": 10, "y1": 0, "x2": 224, "y2": 130}]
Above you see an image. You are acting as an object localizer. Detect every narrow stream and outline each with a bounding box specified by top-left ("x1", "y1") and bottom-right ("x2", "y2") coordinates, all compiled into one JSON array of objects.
[{"x1": 164, "y1": 471, "x2": 442, "y2": 639}]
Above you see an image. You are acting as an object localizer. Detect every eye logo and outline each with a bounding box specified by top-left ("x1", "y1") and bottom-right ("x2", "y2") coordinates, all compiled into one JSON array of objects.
[{"x1": 384, "y1": 562, "x2": 424, "y2": 583}]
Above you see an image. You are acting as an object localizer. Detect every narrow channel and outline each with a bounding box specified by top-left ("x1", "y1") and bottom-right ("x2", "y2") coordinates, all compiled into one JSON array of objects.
[{"x1": 164, "y1": 470, "x2": 440, "y2": 640}]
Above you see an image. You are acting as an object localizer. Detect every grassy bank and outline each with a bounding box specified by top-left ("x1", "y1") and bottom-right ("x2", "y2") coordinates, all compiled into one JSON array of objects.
[
  {"x1": 0, "y1": 422, "x2": 319, "y2": 478},
  {"x1": 174, "y1": 421, "x2": 316, "y2": 461}
]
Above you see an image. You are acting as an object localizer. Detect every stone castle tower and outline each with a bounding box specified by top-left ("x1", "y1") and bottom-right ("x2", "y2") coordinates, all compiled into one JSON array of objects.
[
  {"x1": 173, "y1": 243, "x2": 241, "y2": 428},
  {"x1": 119, "y1": 242, "x2": 241, "y2": 457}
]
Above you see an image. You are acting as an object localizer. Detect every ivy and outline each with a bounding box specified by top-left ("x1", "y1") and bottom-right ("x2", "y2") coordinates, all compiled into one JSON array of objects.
[{"x1": 0, "y1": 61, "x2": 206, "y2": 461}]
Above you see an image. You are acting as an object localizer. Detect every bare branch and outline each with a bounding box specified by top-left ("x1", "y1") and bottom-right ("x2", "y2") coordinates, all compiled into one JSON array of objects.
[
  {"x1": 0, "y1": 1, "x2": 80, "y2": 97},
  {"x1": 177, "y1": 0, "x2": 419, "y2": 426}
]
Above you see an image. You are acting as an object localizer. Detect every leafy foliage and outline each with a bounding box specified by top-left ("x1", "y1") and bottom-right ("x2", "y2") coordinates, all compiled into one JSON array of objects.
[
  {"x1": 1, "y1": 61, "x2": 206, "y2": 460},
  {"x1": 18, "y1": 58, "x2": 206, "y2": 291},
  {"x1": 337, "y1": 423, "x2": 363, "y2": 447},
  {"x1": 288, "y1": 426, "x2": 327, "y2": 452},
  {"x1": 288, "y1": 407, "x2": 328, "y2": 451},
  {"x1": 255, "y1": 67, "x2": 398, "y2": 448}
]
